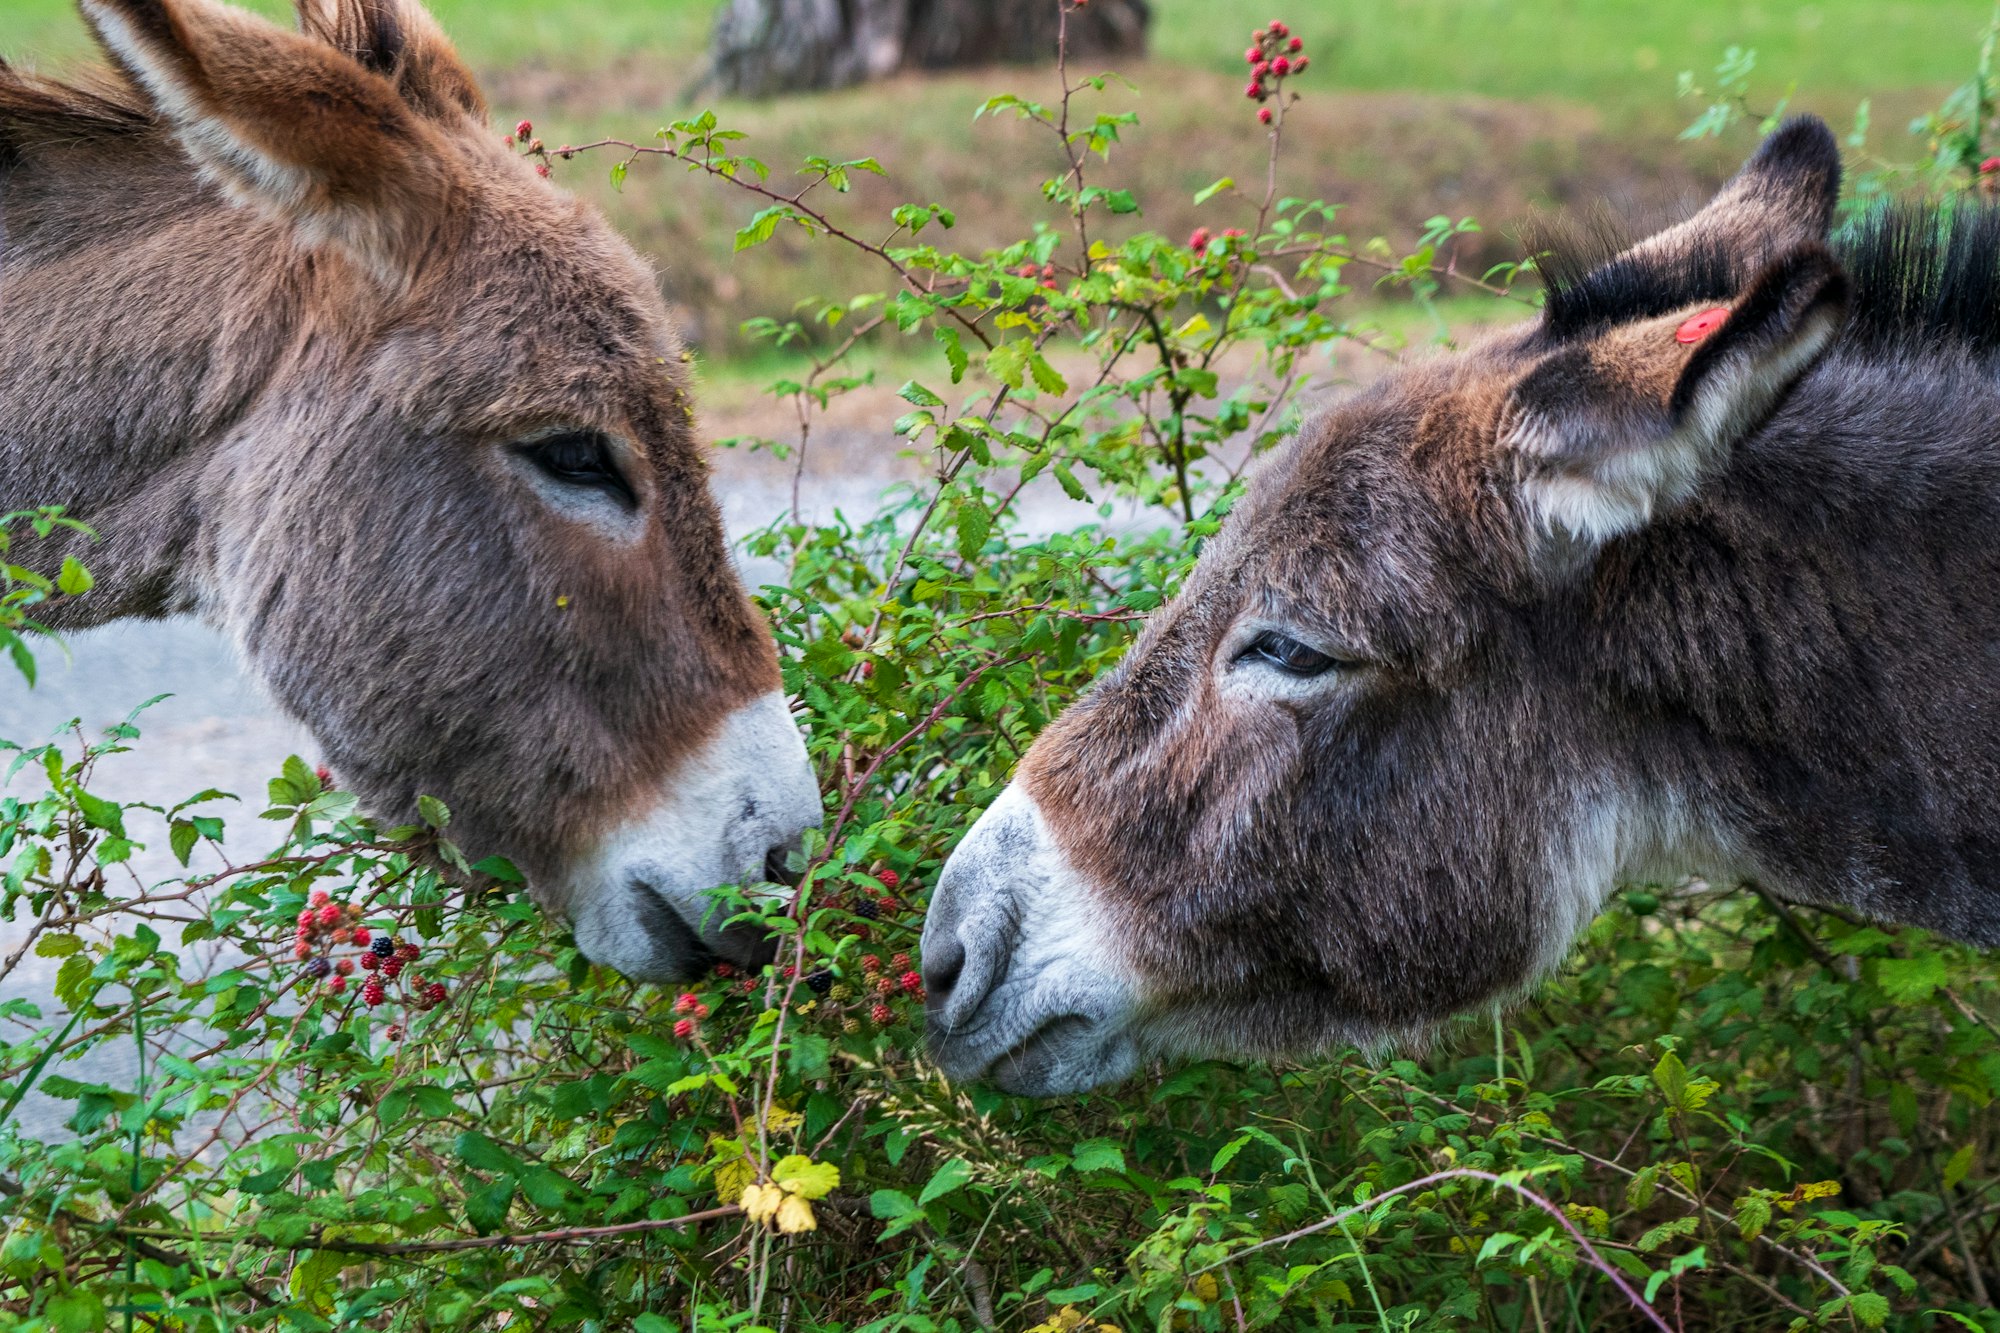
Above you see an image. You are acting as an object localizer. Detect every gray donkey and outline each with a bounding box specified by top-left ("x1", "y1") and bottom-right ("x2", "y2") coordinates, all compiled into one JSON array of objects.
[
  {"x1": 925, "y1": 117, "x2": 2000, "y2": 1094},
  {"x1": 0, "y1": 0, "x2": 820, "y2": 980}
]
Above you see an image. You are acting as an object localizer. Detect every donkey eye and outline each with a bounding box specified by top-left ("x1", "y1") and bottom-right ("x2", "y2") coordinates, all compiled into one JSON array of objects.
[
  {"x1": 522, "y1": 431, "x2": 635, "y2": 508},
  {"x1": 1238, "y1": 631, "x2": 1344, "y2": 677}
]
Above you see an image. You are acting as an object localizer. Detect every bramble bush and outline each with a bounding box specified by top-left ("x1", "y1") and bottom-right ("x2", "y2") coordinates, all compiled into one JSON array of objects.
[{"x1": 5, "y1": 5, "x2": 2000, "y2": 1329}]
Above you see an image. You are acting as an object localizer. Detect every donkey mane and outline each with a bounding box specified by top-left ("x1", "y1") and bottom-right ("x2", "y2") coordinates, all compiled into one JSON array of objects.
[
  {"x1": 1536, "y1": 196, "x2": 2000, "y2": 359},
  {"x1": 0, "y1": 61, "x2": 151, "y2": 149}
]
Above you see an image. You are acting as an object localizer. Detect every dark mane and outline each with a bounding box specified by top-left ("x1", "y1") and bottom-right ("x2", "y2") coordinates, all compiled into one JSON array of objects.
[
  {"x1": 1532, "y1": 197, "x2": 2000, "y2": 359},
  {"x1": 0, "y1": 61, "x2": 152, "y2": 154},
  {"x1": 1835, "y1": 202, "x2": 2000, "y2": 358}
]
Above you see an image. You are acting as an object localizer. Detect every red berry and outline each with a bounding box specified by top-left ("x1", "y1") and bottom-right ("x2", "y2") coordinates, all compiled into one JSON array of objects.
[
  {"x1": 397, "y1": 942, "x2": 420, "y2": 961},
  {"x1": 1258, "y1": 107, "x2": 1274, "y2": 125},
  {"x1": 327, "y1": 975, "x2": 347, "y2": 996},
  {"x1": 675, "y1": 992, "x2": 699, "y2": 1013},
  {"x1": 899, "y1": 970, "x2": 923, "y2": 994},
  {"x1": 515, "y1": 119, "x2": 533, "y2": 142},
  {"x1": 1984, "y1": 156, "x2": 2000, "y2": 173},
  {"x1": 383, "y1": 958, "x2": 404, "y2": 980},
  {"x1": 535, "y1": 164, "x2": 551, "y2": 178},
  {"x1": 361, "y1": 953, "x2": 380, "y2": 972},
  {"x1": 386, "y1": 1024, "x2": 403, "y2": 1041},
  {"x1": 331, "y1": 927, "x2": 351, "y2": 945},
  {"x1": 1253, "y1": 60, "x2": 1270, "y2": 77},
  {"x1": 870, "y1": 1003, "x2": 894, "y2": 1025},
  {"x1": 293, "y1": 942, "x2": 313, "y2": 961},
  {"x1": 361, "y1": 979, "x2": 386, "y2": 1006},
  {"x1": 317, "y1": 904, "x2": 341, "y2": 926},
  {"x1": 1293, "y1": 55, "x2": 1309, "y2": 72},
  {"x1": 862, "y1": 954, "x2": 882, "y2": 974},
  {"x1": 1253, "y1": 28, "x2": 1266, "y2": 41},
  {"x1": 314, "y1": 765, "x2": 332, "y2": 786},
  {"x1": 352, "y1": 927, "x2": 370, "y2": 947},
  {"x1": 1244, "y1": 46, "x2": 1260, "y2": 63},
  {"x1": 424, "y1": 983, "x2": 447, "y2": 1007},
  {"x1": 1271, "y1": 56, "x2": 1290, "y2": 75},
  {"x1": 740, "y1": 976, "x2": 758, "y2": 993},
  {"x1": 1246, "y1": 82, "x2": 1263, "y2": 100},
  {"x1": 1269, "y1": 20, "x2": 1288, "y2": 36},
  {"x1": 876, "y1": 975, "x2": 897, "y2": 997},
  {"x1": 297, "y1": 909, "x2": 315, "y2": 928},
  {"x1": 782, "y1": 964, "x2": 797, "y2": 979},
  {"x1": 891, "y1": 952, "x2": 912, "y2": 971},
  {"x1": 693, "y1": 1002, "x2": 710, "y2": 1019},
  {"x1": 1288, "y1": 35, "x2": 1303, "y2": 51},
  {"x1": 1189, "y1": 226, "x2": 1212, "y2": 252},
  {"x1": 713, "y1": 962, "x2": 736, "y2": 979},
  {"x1": 335, "y1": 959, "x2": 355, "y2": 976},
  {"x1": 674, "y1": 1018, "x2": 696, "y2": 1039},
  {"x1": 310, "y1": 890, "x2": 330, "y2": 908}
]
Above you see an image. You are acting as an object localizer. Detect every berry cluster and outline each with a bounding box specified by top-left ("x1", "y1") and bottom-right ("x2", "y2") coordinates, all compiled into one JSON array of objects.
[
  {"x1": 293, "y1": 893, "x2": 445, "y2": 1029},
  {"x1": 1187, "y1": 225, "x2": 1247, "y2": 257},
  {"x1": 829, "y1": 865, "x2": 906, "y2": 940},
  {"x1": 1014, "y1": 261, "x2": 1062, "y2": 292},
  {"x1": 1243, "y1": 19, "x2": 1310, "y2": 125},
  {"x1": 671, "y1": 990, "x2": 713, "y2": 1040}
]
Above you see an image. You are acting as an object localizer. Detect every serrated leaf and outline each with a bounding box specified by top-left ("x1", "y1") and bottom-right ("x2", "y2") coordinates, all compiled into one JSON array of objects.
[
  {"x1": 772, "y1": 1155, "x2": 840, "y2": 1201},
  {"x1": 1072, "y1": 1139, "x2": 1125, "y2": 1174}
]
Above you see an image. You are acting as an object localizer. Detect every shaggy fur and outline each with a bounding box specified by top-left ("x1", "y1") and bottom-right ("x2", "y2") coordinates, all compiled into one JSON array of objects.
[
  {"x1": 938, "y1": 117, "x2": 2000, "y2": 1068},
  {"x1": 0, "y1": 1, "x2": 785, "y2": 911}
]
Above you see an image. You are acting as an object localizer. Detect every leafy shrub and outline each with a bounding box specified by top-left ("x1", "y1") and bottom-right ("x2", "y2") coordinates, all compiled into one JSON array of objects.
[{"x1": 3, "y1": 7, "x2": 2000, "y2": 1331}]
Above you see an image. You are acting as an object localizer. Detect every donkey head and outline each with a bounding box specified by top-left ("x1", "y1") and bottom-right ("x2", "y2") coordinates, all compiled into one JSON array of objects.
[
  {"x1": 923, "y1": 120, "x2": 1852, "y2": 1093},
  {"x1": 2, "y1": 0, "x2": 820, "y2": 978}
]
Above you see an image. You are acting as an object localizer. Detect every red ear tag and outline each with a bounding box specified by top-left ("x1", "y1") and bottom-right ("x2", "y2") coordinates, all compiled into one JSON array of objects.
[{"x1": 1676, "y1": 306, "x2": 1731, "y2": 344}]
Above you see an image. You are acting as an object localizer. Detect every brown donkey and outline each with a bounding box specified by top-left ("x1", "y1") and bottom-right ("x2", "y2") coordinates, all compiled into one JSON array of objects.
[
  {"x1": 0, "y1": 0, "x2": 821, "y2": 979},
  {"x1": 926, "y1": 117, "x2": 2000, "y2": 1094}
]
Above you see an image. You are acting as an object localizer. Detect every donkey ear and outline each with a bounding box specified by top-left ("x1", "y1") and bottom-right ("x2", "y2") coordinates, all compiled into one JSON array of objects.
[
  {"x1": 79, "y1": 0, "x2": 458, "y2": 280},
  {"x1": 1504, "y1": 246, "x2": 1849, "y2": 547},
  {"x1": 1632, "y1": 116, "x2": 1842, "y2": 265},
  {"x1": 294, "y1": 0, "x2": 486, "y2": 123}
]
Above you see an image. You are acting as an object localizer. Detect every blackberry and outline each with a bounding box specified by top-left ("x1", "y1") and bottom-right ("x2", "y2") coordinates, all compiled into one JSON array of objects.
[
  {"x1": 370, "y1": 935, "x2": 395, "y2": 959},
  {"x1": 805, "y1": 970, "x2": 834, "y2": 995},
  {"x1": 852, "y1": 898, "x2": 879, "y2": 921},
  {"x1": 304, "y1": 957, "x2": 331, "y2": 979}
]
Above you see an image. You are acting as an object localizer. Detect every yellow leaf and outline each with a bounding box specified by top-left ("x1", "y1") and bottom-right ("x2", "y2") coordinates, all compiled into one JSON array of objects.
[
  {"x1": 1191, "y1": 1272, "x2": 1219, "y2": 1302},
  {"x1": 714, "y1": 1155, "x2": 756, "y2": 1206},
  {"x1": 764, "y1": 1105, "x2": 804, "y2": 1136},
  {"x1": 740, "y1": 1183, "x2": 783, "y2": 1227},
  {"x1": 776, "y1": 1194, "x2": 817, "y2": 1233},
  {"x1": 772, "y1": 1154, "x2": 841, "y2": 1201}
]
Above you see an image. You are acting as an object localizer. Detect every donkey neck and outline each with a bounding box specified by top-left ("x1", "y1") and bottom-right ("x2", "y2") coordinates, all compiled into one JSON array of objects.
[
  {"x1": 1587, "y1": 349, "x2": 2000, "y2": 937},
  {"x1": 0, "y1": 136, "x2": 325, "y2": 627}
]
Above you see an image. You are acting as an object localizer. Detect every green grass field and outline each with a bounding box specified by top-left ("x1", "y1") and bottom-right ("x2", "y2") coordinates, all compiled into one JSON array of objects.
[{"x1": 5, "y1": 0, "x2": 1990, "y2": 106}]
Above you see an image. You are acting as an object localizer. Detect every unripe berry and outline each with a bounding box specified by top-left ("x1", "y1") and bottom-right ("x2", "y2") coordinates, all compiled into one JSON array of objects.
[
  {"x1": 361, "y1": 953, "x2": 380, "y2": 972},
  {"x1": 317, "y1": 904, "x2": 341, "y2": 926},
  {"x1": 692, "y1": 1002, "x2": 709, "y2": 1018},
  {"x1": 1245, "y1": 46, "x2": 1260, "y2": 63},
  {"x1": 386, "y1": 1024, "x2": 403, "y2": 1041},
  {"x1": 515, "y1": 119, "x2": 533, "y2": 142},
  {"x1": 331, "y1": 927, "x2": 351, "y2": 945},
  {"x1": 335, "y1": 959, "x2": 355, "y2": 977},
  {"x1": 782, "y1": 964, "x2": 797, "y2": 979},
  {"x1": 297, "y1": 909, "x2": 315, "y2": 928},
  {"x1": 1246, "y1": 82, "x2": 1263, "y2": 100},
  {"x1": 352, "y1": 927, "x2": 370, "y2": 947},
  {"x1": 1253, "y1": 60, "x2": 1270, "y2": 77},
  {"x1": 674, "y1": 992, "x2": 699, "y2": 1014},
  {"x1": 875, "y1": 976, "x2": 896, "y2": 997},
  {"x1": 362, "y1": 979, "x2": 386, "y2": 1006},
  {"x1": 1271, "y1": 56, "x2": 1290, "y2": 75},
  {"x1": 310, "y1": 890, "x2": 330, "y2": 908},
  {"x1": 1288, "y1": 35, "x2": 1303, "y2": 51},
  {"x1": 740, "y1": 976, "x2": 758, "y2": 993},
  {"x1": 870, "y1": 1002, "x2": 894, "y2": 1025},
  {"x1": 1269, "y1": 20, "x2": 1288, "y2": 36},
  {"x1": 842, "y1": 1017, "x2": 862, "y2": 1034},
  {"x1": 862, "y1": 954, "x2": 882, "y2": 974},
  {"x1": 713, "y1": 962, "x2": 737, "y2": 979},
  {"x1": 535, "y1": 164, "x2": 551, "y2": 178},
  {"x1": 397, "y1": 941, "x2": 420, "y2": 961},
  {"x1": 326, "y1": 975, "x2": 347, "y2": 996},
  {"x1": 899, "y1": 970, "x2": 923, "y2": 994},
  {"x1": 314, "y1": 764, "x2": 332, "y2": 786},
  {"x1": 674, "y1": 1017, "x2": 696, "y2": 1039},
  {"x1": 829, "y1": 983, "x2": 853, "y2": 1001},
  {"x1": 890, "y1": 952, "x2": 912, "y2": 971},
  {"x1": 383, "y1": 957, "x2": 405, "y2": 980},
  {"x1": 1293, "y1": 55, "x2": 1309, "y2": 72},
  {"x1": 294, "y1": 942, "x2": 313, "y2": 961},
  {"x1": 1258, "y1": 106, "x2": 1274, "y2": 125},
  {"x1": 424, "y1": 983, "x2": 447, "y2": 1007}
]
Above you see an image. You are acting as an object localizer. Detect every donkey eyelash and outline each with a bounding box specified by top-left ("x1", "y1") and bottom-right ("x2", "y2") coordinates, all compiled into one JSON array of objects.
[
  {"x1": 520, "y1": 431, "x2": 637, "y2": 509},
  {"x1": 1235, "y1": 630, "x2": 1354, "y2": 678}
]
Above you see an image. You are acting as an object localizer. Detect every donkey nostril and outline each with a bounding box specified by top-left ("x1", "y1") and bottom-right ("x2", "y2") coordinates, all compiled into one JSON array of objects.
[
  {"x1": 762, "y1": 844, "x2": 799, "y2": 887},
  {"x1": 922, "y1": 934, "x2": 966, "y2": 1004}
]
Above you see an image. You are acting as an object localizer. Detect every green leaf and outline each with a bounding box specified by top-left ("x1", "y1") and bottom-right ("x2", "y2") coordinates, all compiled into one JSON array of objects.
[
  {"x1": 936, "y1": 326, "x2": 968, "y2": 383},
  {"x1": 1943, "y1": 1141, "x2": 1976, "y2": 1192},
  {"x1": 72, "y1": 789, "x2": 124, "y2": 837},
  {"x1": 1072, "y1": 1139, "x2": 1126, "y2": 1174},
  {"x1": 418, "y1": 794, "x2": 451, "y2": 829},
  {"x1": 955, "y1": 499, "x2": 992, "y2": 562},
  {"x1": 1877, "y1": 952, "x2": 1948, "y2": 1004},
  {"x1": 33, "y1": 934, "x2": 79, "y2": 959},
  {"x1": 918, "y1": 1158, "x2": 974, "y2": 1206},
  {"x1": 45, "y1": 1287, "x2": 106, "y2": 1333},
  {"x1": 897, "y1": 380, "x2": 946, "y2": 408},
  {"x1": 870, "y1": 1188, "x2": 918, "y2": 1220},
  {"x1": 1028, "y1": 352, "x2": 1068, "y2": 396},
  {"x1": 55, "y1": 556, "x2": 92, "y2": 597},
  {"x1": 454, "y1": 1131, "x2": 523, "y2": 1176},
  {"x1": 465, "y1": 1178, "x2": 516, "y2": 1234}
]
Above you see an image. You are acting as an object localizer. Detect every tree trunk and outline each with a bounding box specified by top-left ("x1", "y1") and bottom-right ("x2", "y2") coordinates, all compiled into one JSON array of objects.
[{"x1": 703, "y1": 0, "x2": 1151, "y2": 99}]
